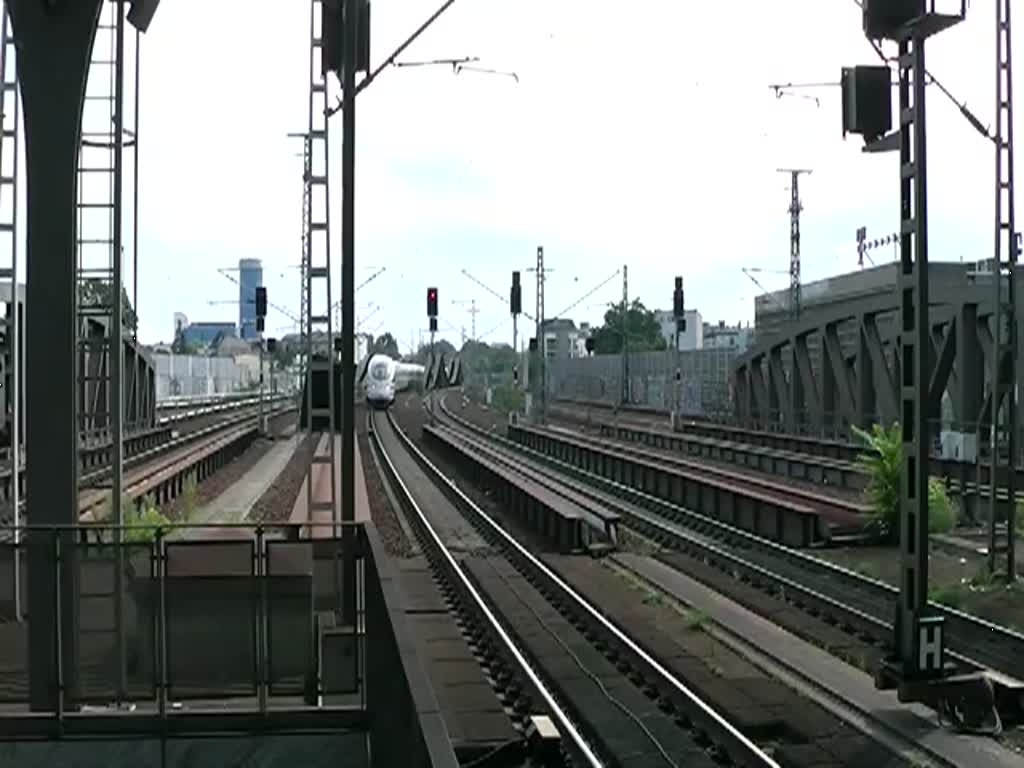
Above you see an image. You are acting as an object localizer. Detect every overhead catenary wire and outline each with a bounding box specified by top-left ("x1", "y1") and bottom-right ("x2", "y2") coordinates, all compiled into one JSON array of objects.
[{"x1": 554, "y1": 268, "x2": 622, "y2": 319}]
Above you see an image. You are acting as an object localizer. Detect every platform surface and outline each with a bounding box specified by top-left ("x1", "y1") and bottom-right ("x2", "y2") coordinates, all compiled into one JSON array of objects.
[
  {"x1": 189, "y1": 435, "x2": 299, "y2": 529},
  {"x1": 396, "y1": 557, "x2": 519, "y2": 757},
  {"x1": 290, "y1": 434, "x2": 371, "y2": 533},
  {"x1": 615, "y1": 552, "x2": 1024, "y2": 768}
]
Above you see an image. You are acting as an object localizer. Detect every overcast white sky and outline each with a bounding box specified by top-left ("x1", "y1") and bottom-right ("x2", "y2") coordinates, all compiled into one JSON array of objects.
[{"x1": 99, "y1": 0, "x2": 1017, "y2": 350}]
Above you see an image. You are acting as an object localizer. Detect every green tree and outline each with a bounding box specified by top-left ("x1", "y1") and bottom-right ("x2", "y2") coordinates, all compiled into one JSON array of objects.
[
  {"x1": 412, "y1": 338, "x2": 456, "y2": 364},
  {"x1": 369, "y1": 332, "x2": 400, "y2": 359},
  {"x1": 271, "y1": 337, "x2": 298, "y2": 368},
  {"x1": 459, "y1": 340, "x2": 517, "y2": 377},
  {"x1": 490, "y1": 382, "x2": 525, "y2": 413},
  {"x1": 589, "y1": 299, "x2": 666, "y2": 355}
]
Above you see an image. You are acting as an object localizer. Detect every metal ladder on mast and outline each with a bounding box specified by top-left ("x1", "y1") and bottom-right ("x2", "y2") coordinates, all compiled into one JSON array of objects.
[
  {"x1": 0, "y1": 4, "x2": 23, "y2": 618},
  {"x1": 0, "y1": 5, "x2": 20, "y2": 479},
  {"x1": 989, "y1": 0, "x2": 1018, "y2": 580},
  {"x1": 77, "y1": 2, "x2": 120, "y2": 450},
  {"x1": 304, "y1": 0, "x2": 338, "y2": 533},
  {"x1": 77, "y1": 1, "x2": 134, "y2": 704}
]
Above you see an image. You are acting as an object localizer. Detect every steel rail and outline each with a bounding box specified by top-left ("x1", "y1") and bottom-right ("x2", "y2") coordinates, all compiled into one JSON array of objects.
[
  {"x1": 366, "y1": 411, "x2": 604, "y2": 768},
  {"x1": 436, "y1": 396, "x2": 1024, "y2": 679},
  {"x1": 0, "y1": 404, "x2": 294, "y2": 532},
  {"x1": 381, "y1": 408, "x2": 781, "y2": 768}
]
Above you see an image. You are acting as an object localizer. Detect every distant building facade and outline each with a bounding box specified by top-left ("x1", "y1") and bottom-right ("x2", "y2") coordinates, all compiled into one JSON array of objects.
[
  {"x1": 238, "y1": 258, "x2": 263, "y2": 341},
  {"x1": 540, "y1": 318, "x2": 584, "y2": 361},
  {"x1": 654, "y1": 309, "x2": 703, "y2": 351},
  {"x1": 182, "y1": 321, "x2": 237, "y2": 348},
  {"x1": 703, "y1": 320, "x2": 752, "y2": 352}
]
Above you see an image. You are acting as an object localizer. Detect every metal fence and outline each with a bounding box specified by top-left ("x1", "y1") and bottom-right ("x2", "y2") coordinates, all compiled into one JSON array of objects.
[
  {"x1": 0, "y1": 520, "x2": 457, "y2": 767},
  {"x1": 0, "y1": 522, "x2": 366, "y2": 709},
  {"x1": 547, "y1": 348, "x2": 737, "y2": 417}
]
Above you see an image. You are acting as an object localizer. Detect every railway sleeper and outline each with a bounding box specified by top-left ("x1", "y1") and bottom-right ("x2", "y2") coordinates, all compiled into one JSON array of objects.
[
  {"x1": 462, "y1": 555, "x2": 725, "y2": 768},
  {"x1": 444, "y1": 401, "x2": 1024, "y2": 726},
  {"x1": 436, "y1": 425, "x2": 621, "y2": 551},
  {"x1": 558, "y1": 399, "x2": 1024, "y2": 509},
  {"x1": 423, "y1": 425, "x2": 601, "y2": 555},
  {"x1": 78, "y1": 426, "x2": 258, "y2": 536},
  {"x1": 595, "y1": 420, "x2": 862, "y2": 493},
  {"x1": 507, "y1": 423, "x2": 827, "y2": 548},
  {"x1": 0, "y1": 426, "x2": 175, "y2": 505},
  {"x1": 367, "y1": 418, "x2": 542, "y2": 757},
  {"x1": 392, "y1": 410, "x2": 782, "y2": 766}
]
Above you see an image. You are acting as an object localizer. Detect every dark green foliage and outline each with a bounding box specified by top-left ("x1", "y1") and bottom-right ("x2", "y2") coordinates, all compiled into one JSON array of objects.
[
  {"x1": 459, "y1": 340, "x2": 517, "y2": 377},
  {"x1": 410, "y1": 338, "x2": 456, "y2": 364},
  {"x1": 852, "y1": 422, "x2": 955, "y2": 542},
  {"x1": 588, "y1": 299, "x2": 667, "y2": 355},
  {"x1": 79, "y1": 278, "x2": 137, "y2": 332},
  {"x1": 368, "y1": 332, "x2": 400, "y2": 359},
  {"x1": 490, "y1": 383, "x2": 525, "y2": 414},
  {"x1": 124, "y1": 496, "x2": 171, "y2": 543}
]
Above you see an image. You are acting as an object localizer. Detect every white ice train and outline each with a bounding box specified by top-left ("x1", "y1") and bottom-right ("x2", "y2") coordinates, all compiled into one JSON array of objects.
[{"x1": 363, "y1": 353, "x2": 426, "y2": 410}]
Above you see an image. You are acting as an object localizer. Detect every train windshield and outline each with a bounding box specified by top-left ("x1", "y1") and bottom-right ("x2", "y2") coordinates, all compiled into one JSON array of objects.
[{"x1": 370, "y1": 361, "x2": 390, "y2": 381}]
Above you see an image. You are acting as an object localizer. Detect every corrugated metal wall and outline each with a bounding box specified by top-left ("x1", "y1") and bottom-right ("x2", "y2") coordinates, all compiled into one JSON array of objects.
[{"x1": 547, "y1": 348, "x2": 736, "y2": 416}]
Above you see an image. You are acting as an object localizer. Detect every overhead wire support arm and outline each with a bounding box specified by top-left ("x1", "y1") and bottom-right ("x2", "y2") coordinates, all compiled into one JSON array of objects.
[
  {"x1": 461, "y1": 268, "x2": 536, "y2": 321},
  {"x1": 216, "y1": 268, "x2": 301, "y2": 324},
  {"x1": 848, "y1": 0, "x2": 993, "y2": 143},
  {"x1": 326, "y1": 0, "x2": 462, "y2": 116},
  {"x1": 394, "y1": 55, "x2": 478, "y2": 69},
  {"x1": 554, "y1": 268, "x2": 622, "y2": 319}
]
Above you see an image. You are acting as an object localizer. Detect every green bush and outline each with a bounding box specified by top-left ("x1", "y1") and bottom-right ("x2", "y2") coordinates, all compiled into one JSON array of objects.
[
  {"x1": 490, "y1": 383, "x2": 525, "y2": 414},
  {"x1": 124, "y1": 495, "x2": 170, "y2": 544},
  {"x1": 927, "y1": 477, "x2": 956, "y2": 534},
  {"x1": 852, "y1": 422, "x2": 956, "y2": 541}
]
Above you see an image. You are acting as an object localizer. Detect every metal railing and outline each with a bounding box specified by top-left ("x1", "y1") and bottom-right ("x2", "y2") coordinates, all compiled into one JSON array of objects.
[{"x1": 0, "y1": 521, "x2": 366, "y2": 716}]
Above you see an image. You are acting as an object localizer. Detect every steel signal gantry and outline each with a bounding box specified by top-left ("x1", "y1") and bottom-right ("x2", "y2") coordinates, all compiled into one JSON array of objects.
[{"x1": 841, "y1": 0, "x2": 974, "y2": 711}]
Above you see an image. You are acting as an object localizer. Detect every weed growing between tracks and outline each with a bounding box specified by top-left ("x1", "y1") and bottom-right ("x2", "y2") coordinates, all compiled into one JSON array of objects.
[
  {"x1": 608, "y1": 559, "x2": 709, "y2": 630},
  {"x1": 88, "y1": 493, "x2": 170, "y2": 543},
  {"x1": 159, "y1": 409, "x2": 296, "y2": 522},
  {"x1": 817, "y1": 545, "x2": 1024, "y2": 632}
]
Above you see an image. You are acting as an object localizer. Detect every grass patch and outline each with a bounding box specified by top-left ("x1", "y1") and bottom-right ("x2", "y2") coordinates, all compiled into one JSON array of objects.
[
  {"x1": 683, "y1": 608, "x2": 708, "y2": 630},
  {"x1": 641, "y1": 591, "x2": 663, "y2": 606},
  {"x1": 605, "y1": 560, "x2": 708, "y2": 632},
  {"x1": 929, "y1": 584, "x2": 966, "y2": 610}
]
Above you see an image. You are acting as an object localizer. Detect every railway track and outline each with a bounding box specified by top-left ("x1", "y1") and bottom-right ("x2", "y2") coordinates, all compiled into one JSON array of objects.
[
  {"x1": 542, "y1": 424, "x2": 869, "y2": 528},
  {"x1": 552, "y1": 400, "x2": 1024, "y2": 507},
  {"x1": 549, "y1": 403, "x2": 866, "y2": 496},
  {"x1": 0, "y1": 402, "x2": 295, "y2": 535},
  {"x1": 0, "y1": 394, "x2": 294, "y2": 505},
  {"x1": 434, "y1": 396, "x2": 1024, "y2": 721},
  {"x1": 369, "y1": 407, "x2": 780, "y2": 768}
]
